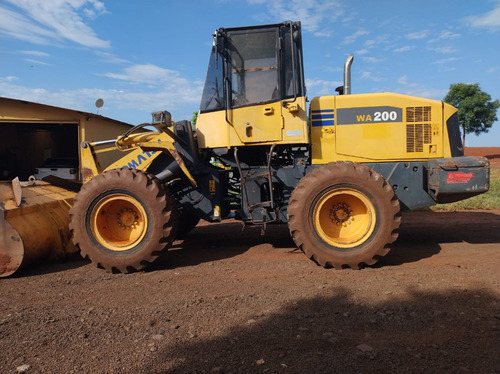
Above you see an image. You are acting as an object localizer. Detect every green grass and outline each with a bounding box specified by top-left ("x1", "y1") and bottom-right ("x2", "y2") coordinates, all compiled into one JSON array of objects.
[{"x1": 431, "y1": 169, "x2": 500, "y2": 210}]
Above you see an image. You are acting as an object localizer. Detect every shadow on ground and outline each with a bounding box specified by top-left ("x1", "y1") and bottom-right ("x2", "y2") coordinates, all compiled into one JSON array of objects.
[
  {"x1": 150, "y1": 221, "x2": 295, "y2": 271},
  {"x1": 140, "y1": 287, "x2": 500, "y2": 373}
]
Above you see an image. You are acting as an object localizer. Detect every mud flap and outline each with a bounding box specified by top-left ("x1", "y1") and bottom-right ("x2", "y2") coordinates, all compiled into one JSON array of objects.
[{"x1": 427, "y1": 156, "x2": 490, "y2": 204}]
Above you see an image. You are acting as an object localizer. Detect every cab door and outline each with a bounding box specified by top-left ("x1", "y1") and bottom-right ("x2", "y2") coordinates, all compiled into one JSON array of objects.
[{"x1": 226, "y1": 27, "x2": 283, "y2": 144}]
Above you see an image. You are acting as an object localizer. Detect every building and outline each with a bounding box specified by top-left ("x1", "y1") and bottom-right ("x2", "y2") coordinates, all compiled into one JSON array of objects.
[{"x1": 0, "y1": 97, "x2": 136, "y2": 181}]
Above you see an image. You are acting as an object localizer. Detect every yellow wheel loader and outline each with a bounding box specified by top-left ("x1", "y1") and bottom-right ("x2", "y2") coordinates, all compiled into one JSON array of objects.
[{"x1": 69, "y1": 21, "x2": 490, "y2": 272}]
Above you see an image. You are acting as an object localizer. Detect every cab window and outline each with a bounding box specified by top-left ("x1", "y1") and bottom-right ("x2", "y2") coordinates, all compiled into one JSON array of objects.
[{"x1": 227, "y1": 29, "x2": 279, "y2": 108}]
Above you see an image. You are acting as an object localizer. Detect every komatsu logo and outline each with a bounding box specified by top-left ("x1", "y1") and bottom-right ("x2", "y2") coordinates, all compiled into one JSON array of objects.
[
  {"x1": 123, "y1": 151, "x2": 156, "y2": 169},
  {"x1": 337, "y1": 106, "x2": 402, "y2": 125}
]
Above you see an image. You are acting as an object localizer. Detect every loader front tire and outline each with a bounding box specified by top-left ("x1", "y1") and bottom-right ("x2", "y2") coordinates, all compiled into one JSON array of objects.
[
  {"x1": 288, "y1": 162, "x2": 401, "y2": 269},
  {"x1": 70, "y1": 169, "x2": 178, "y2": 273}
]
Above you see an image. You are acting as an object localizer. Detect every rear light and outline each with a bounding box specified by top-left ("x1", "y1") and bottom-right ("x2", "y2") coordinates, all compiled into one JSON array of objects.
[{"x1": 35, "y1": 169, "x2": 39, "y2": 173}]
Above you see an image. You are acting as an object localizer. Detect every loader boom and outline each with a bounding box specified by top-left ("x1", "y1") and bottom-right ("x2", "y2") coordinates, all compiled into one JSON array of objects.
[{"x1": 79, "y1": 114, "x2": 197, "y2": 187}]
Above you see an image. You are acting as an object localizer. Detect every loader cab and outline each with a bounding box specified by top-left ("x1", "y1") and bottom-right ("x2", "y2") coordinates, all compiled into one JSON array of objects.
[{"x1": 196, "y1": 22, "x2": 309, "y2": 148}]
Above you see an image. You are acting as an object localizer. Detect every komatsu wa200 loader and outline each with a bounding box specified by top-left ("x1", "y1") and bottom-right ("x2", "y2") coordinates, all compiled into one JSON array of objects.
[{"x1": 69, "y1": 21, "x2": 490, "y2": 273}]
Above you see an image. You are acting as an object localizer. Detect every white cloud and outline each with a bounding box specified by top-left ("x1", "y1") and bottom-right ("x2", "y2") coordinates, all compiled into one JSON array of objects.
[
  {"x1": 433, "y1": 46, "x2": 459, "y2": 54},
  {"x1": 248, "y1": 0, "x2": 344, "y2": 36},
  {"x1": 24, "y1": 58, "x2": 50, "y2": 66},
  {"x1": 0, "y1": 76, "x2": 18, "y2": 83},
  {"x1": 428, "y1": 30, "x2": 461, "y2": 44},
  {"x1": 360, "y1": 71, "x2": 384, "y2": 82},
  {"x1": 436, "y1": 30, "x2": 460, "y2": 40},
  {"x1": 406, "y1": 30, "x2": 429, "y2": 40},
  {"x1": 94, "y1": 51, "x2": 129, "y2": 65},
  {"x1": 0, "y1": 74, "x2": 203, "y2": 122},
  {"x1": 363, "y1": 35, "x2": 388, "y2": 49},
  {"x1": 394, "y1": 45, "x2": 414, "y2": 53},
  {"x1": 82, "y1": 0, "x2": 107, "y2": 19},
  {"x1": 364, "y1": 39, "x2": 376, "y2": 48},
  {"x1": 362, "y1": 56, "x2": 382, "y2": 63},
  {"x1": 102, "y1": 64, "x2": 193, "y2": 87},
  {"x1": 395, "y1": 75, "x2": 447, "y2": 100},
  {"x1": 306, "y1": 78, "x2": 343, "y2": 95},
  {"x1": 0, "y1": 6, "x2": 57, "y2": 45},
  {"x1": 464, "y1": 3, "x2": 500, "y2": 30},
  {"x1": 398, "y1": 75, "x2": 409, "y2": 85},
  {"x1": 0, "y1": 77, "x2": 73, "y2": 106},
  {"x1": 19, "y1": 50, "x2": 50, "y2": 57},
  {"x1": 0, "y1": 0, "x2": 110, "y2": 48},
  {"x1": 7, "y1": 62, "x2": 206, "y2": 116},
  {"x1": 397, "y1": 85, "x2": 448, "y2": 101},
  {"x1": 341, "y1": 29, "x2": 369, "y2": 45},
  {"x1": 313, "y1": 30, "x2": 333, "y2": 38},
  {"x1": 434, "y1": 57, "x2": 459, "y2": 64},
  {"x1": 17, "y1": 50, "x2": 51, "y2": 66}
]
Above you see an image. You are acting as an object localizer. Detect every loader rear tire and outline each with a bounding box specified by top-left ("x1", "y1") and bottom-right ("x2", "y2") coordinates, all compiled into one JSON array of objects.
[
  {"x1": 288, "y1": 162, "x2": 401, "y2": 269},
  {"x1": 69, "y1": 168, "x2": 178, "y2": 273}
]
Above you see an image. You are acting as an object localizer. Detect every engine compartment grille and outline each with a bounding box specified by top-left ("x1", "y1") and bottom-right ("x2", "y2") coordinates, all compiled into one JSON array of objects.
[{"x1": 406, "y1": 106, "x2": 432, "y2": 152}]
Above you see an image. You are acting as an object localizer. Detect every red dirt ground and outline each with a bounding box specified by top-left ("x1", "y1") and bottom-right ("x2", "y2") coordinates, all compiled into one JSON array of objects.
[
  {"x1": 0, "y1": 148, "x2": 498, "y2": 374},
  {"x1": 465, "y1": 147, "x2": 500, "y2": 169}
]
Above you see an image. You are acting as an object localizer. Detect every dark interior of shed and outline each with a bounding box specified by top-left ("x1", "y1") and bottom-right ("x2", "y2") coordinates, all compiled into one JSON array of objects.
[{"x1": 0, "y1": 122, "x2": 78, "y2": 181}]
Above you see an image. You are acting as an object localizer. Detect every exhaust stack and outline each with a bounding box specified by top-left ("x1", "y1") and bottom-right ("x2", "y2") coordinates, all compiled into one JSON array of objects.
[{"x1": 343, "y1": 54, "x2": 354, "y2": 95}]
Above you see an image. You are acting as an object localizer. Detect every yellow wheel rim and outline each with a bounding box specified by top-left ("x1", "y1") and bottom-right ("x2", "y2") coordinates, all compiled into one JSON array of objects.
[
  {"x1": 90, "y1": 194, "x2": 148, "y2": 251},
  {"x1": 313, "y1": 188, "x2": 376, "y2": 248}
]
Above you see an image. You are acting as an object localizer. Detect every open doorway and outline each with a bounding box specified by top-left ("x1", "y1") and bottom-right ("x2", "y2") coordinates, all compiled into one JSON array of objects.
[{"x1": 0, "y1": 122, "x2": 78, "y2": 181}]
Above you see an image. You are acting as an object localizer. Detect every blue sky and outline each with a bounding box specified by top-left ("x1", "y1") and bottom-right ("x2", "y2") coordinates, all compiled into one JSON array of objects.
[{"x1": 1, "y1": 0, "x2": 499, "y2": 147}]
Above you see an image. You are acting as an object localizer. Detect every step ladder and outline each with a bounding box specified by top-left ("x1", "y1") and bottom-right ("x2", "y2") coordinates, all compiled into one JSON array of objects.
[{"x1": 234, "y1": 144, "x2": 277, "y2": 227}]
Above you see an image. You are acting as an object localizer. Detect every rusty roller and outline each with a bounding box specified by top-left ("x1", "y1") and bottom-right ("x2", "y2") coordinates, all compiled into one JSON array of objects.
[{"x1": 0, "y1": 178, "x2": 78, "y2": 277}]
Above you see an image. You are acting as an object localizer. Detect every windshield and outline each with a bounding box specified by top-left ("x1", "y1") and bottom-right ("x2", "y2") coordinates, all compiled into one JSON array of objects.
[{"x1": 199, "y1": 46, "x2": 225, "y2": 112}]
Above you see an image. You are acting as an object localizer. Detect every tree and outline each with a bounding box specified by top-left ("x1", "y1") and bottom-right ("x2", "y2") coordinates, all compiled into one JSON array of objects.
[
  {"x1": 443, "y1": 83, "x2": 500, "y2": 146},
  {"x1": 191, "y1": 111, "x2": 198, "y2": 127}
]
